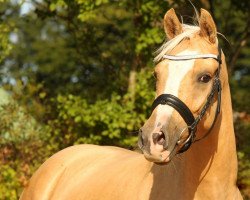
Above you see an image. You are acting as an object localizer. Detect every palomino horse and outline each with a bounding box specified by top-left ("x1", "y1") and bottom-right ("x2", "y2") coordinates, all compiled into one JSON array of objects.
[{"x1": 20, "y1": 8, "x2": 242, "y2": 200}]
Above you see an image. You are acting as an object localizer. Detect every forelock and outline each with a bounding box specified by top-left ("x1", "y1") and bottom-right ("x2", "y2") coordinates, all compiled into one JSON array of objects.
[{"x1": 154, "y1": 25, "x2": 200, "y2": 63}]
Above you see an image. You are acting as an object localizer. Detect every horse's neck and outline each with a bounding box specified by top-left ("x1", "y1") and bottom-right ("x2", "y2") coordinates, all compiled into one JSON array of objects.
[
  {"x1": 181, "y1": 81, "x2": 239, "y2": 198},
  {"x1": 148, "y1": 82, "x2": 240, "y2": 199},
  {"x1": 146, "y1": 65, "x2": 241, "y2": 199}
]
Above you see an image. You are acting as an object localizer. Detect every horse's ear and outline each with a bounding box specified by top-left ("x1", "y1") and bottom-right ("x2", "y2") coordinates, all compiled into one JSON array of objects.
[
  {"x1": 199, "y1": 8, "x2": 217, "y2": 43},
  {"x1": 164, "y1": 8, "x2": 182, "y2": 40}
]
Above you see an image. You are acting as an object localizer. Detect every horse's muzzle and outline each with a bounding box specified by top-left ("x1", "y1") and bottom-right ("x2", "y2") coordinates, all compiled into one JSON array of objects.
[{"x1": 138, "y1": 128, "x2": 173, "y2": 163}]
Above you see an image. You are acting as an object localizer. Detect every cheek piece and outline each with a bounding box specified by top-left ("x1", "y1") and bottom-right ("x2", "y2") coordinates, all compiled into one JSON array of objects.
[{"x1": 151, "y1": 46, "x2": 222, "y2": 154}]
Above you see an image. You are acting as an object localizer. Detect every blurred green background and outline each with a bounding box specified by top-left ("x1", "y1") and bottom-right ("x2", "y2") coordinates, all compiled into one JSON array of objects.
[{"x1": 0, "y1": 0, "x2": 249, "y2": 199}]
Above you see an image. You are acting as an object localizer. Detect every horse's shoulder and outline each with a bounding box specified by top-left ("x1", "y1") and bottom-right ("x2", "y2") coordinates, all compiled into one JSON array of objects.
[{"x1": 21, "y1": 145, "x2": 143, "y2": 200}]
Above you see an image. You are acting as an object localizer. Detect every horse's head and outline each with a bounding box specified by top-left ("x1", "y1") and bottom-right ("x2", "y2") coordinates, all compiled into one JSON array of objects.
[{"x1": 138, "y1": 8, "x2": 224, "y2": 163}]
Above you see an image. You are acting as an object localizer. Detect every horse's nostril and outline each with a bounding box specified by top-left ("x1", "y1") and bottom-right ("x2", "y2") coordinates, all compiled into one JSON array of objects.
[{"x1": 152, "y1": 132, "x2": 166, "y2": 146}]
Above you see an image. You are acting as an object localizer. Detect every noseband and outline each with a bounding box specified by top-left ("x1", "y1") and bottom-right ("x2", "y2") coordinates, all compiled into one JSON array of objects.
[{"x1": 151, "y1": 47, "x2": 222, "y2": 153}]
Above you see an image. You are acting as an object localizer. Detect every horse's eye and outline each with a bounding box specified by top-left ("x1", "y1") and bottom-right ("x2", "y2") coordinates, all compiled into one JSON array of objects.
[{"x1": 198, "y1": 74, "x2": 212, "y2": 83}]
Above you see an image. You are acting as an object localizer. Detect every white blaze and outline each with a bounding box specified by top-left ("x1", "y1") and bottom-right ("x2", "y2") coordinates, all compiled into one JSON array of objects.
[{"x1": 154, "y1": 50, "x2": 197, "y2": 128}]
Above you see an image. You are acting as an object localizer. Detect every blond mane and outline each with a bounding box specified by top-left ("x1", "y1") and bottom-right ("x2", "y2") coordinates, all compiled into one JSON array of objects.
[{"x1": 154, "y1": 24, "x2": 200, "y2": 63}]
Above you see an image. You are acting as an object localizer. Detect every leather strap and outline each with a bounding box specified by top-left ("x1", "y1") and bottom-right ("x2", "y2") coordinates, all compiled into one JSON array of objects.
[
  {"x1": 151, "y1": 94, "x2": 195, "y2": 126},
  {"x1": 162, "y1": 54, "x2": 220, "y2": 61}
]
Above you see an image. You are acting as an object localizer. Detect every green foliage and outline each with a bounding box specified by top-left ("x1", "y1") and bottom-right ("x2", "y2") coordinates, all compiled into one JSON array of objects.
[
  {"x1": 136, "y1": 27, "x2": 163, "y2": 54},
  {"x1": 231, "y1": 78, "x2": 250, "y2": 113},
  {"x1": 0, "y1": 24, "x2": 12, "y2": 62},
  {"x1": 238, "y1": 152, "x2": 250, "y2": 188},
  {"x1": 0, "y1": 165, "x2": 20, "y2": 200},
  {"x1": 47, "y1": 68, "x2": 154, "y2": 148},
  {"x1": 77, "y1": 0, "x2": 109, "y2": 21},
  {"x1": 0, "y1": 0, "x2": 249, "y2": 199},
  {"x1": 0, "y1": 96, "x2": 51, "y2": 199}
]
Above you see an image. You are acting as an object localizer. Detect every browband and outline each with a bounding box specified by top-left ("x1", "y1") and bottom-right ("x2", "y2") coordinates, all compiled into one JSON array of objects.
[{"x1": 162, "y1": 54, "x2": 219, "y2": 62}]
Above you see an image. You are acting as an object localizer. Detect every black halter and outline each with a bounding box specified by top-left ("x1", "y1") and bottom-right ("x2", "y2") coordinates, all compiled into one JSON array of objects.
[{"x1": 151, "y1": 47, "x2": 222, "y2": 153}]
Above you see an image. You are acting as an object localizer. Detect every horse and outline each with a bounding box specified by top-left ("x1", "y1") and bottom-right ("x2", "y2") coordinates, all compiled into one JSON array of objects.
[{"x1": 20, "y1": 8, "x2": 242, "y2": 200}]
